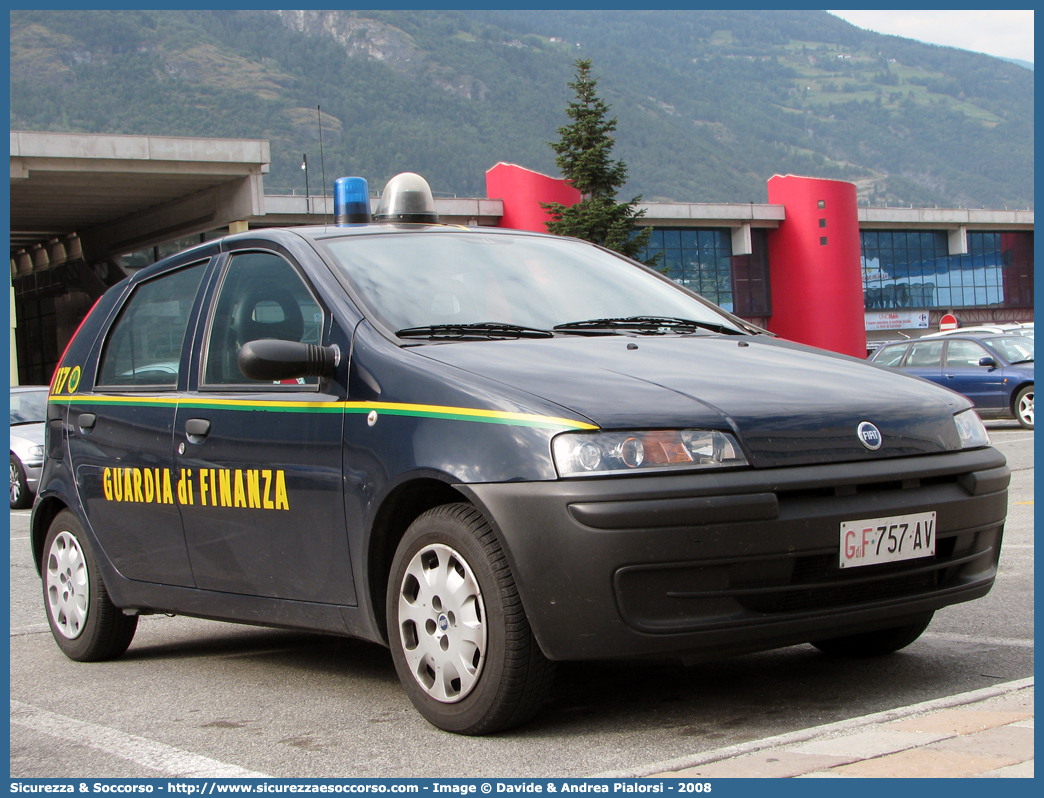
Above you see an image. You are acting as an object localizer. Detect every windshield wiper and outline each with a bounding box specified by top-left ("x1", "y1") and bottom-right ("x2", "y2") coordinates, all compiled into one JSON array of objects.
[
  {"x1": 553, "y1": 316, "x2": 744, "y2": 336},
  {"x1": 396, "y1": 322, "x2": 554, "y2": 340}
]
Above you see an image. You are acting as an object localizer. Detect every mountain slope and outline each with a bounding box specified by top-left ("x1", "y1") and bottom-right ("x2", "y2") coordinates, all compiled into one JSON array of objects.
[{"x1": 9, "y1": 9, "x2": 1033, "y2": 208}]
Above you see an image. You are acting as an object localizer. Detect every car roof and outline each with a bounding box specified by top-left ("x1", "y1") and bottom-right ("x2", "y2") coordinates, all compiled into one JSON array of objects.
[
  {"x1": 979, "y1": 334, "x2": 1035, "y2": 343},
  {"x1": 877, "y1": 332, "x2": 1029, "y2": 348},
  {"x1": 922, "y1": 322, "x2": 1031, "y2": 338},
  {"x1": 922, "y1": 326, "x2": 1011, "y2": 338},
  {"x1": 129, "y1": 223, "x2": 572, "y2": 284}
]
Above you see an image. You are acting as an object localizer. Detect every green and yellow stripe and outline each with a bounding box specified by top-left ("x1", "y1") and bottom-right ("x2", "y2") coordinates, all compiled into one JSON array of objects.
[
  {"x1": 344, "y1": 401, "x2": 596, "y2": 430},
  {"x1": 48, "y1": 395, "x2": 596, "y2": 431}
]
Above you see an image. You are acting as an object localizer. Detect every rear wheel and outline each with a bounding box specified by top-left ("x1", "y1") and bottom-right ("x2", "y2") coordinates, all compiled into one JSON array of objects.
[
  {"x1": 1014, "y1": 385, "x2": 1033, "y2": 429},
  {"x1": 811, "y1": 612, "x2": 934, "y2": 657},
  {"x1": 387, "y1": 503, "x2": 555, "y2": 734},
  {"x1": 42, "y1": 510, "x2": 138, "y2": 661}
]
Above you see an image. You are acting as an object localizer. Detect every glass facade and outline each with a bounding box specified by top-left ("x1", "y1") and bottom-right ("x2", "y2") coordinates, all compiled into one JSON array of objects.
[
  {"x1": 860, "y1": 230, "x2": 1033, "y2": 310},
  {"x1": 641, "y1": 227, "x2": 771, "y2": 316}
]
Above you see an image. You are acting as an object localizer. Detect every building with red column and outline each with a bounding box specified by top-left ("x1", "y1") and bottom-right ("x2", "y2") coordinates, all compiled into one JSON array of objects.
[{"x1": 482, "y1": 162, "x2": 1033, "y2": 357}]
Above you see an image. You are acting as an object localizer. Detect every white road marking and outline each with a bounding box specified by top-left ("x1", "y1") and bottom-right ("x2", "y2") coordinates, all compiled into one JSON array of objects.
[
  {"x1": 922, "y1": 632, "x2": 1035, "y2": 649},
  {"x1": 10, "y1": 623, "x2": 51, "y2": 635},
  {"x1": 10, "y1": 700, "x2": 270, "y2": 778}
]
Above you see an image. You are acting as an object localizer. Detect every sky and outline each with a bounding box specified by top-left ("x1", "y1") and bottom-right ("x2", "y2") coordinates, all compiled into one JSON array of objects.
[{"x1": 827, "y1": 10, "x2": 1034, "y2": 64}]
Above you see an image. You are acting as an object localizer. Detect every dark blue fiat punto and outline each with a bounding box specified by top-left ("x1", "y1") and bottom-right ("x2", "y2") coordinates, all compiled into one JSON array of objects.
[{"x1": 34, "y1": 174, "x2": 1009, "y2": 734}]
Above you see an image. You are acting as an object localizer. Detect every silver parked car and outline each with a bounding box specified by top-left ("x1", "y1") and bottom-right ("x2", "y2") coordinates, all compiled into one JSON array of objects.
[
  {"x1": 922, "y1": 322, "x2": 1033, "y2": 340},
  {"x1": 10, "y1": 385, "x2": 49, "y2": 509}
]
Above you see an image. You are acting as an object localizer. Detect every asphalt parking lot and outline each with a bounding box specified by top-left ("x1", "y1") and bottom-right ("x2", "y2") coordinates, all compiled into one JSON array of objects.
[{"x1": 9, "y1": 421, "x2": 1033, "y2": 778}]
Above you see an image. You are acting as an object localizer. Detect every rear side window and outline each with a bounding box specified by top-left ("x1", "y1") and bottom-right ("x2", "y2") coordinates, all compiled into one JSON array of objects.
[{"x1": 96, "y1": 263, "x2": 207, "y2": 388}]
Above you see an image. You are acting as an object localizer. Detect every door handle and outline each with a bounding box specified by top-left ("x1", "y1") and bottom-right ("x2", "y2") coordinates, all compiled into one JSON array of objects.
[
  {"x1": 77, "y1": 413, "x2": 96, "y2": 432},
  {"x1": 185, "y1": 418, "x2": 211, "y2": 444}
]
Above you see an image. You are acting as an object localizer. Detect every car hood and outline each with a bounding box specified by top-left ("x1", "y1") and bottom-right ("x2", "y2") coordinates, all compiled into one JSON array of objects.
[
  {"x1": 1003, "y1": 362, "x2": 1034, "y2": 375},
  {"x1": 10, "y1": 421, "x2": 45, "y2": 455},
  {"x1": 413, "y1": 335, "x2": 970, "y2": 468}
]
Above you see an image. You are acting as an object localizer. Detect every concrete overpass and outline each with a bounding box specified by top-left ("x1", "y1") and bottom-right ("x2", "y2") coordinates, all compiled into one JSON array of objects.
[{"x1": 10, "y1": 131, "x2": 270, "y2": 272}]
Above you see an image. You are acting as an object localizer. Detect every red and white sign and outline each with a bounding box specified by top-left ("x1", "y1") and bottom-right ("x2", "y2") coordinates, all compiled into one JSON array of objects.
[{"x1": 940, "y1": 313, "x2": 959, "y2": 331}]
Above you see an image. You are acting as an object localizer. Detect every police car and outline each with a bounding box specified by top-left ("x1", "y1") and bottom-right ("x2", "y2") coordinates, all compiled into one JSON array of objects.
[{"x1": 34, "y1": 173, "x2": 1009, "y2": 734}]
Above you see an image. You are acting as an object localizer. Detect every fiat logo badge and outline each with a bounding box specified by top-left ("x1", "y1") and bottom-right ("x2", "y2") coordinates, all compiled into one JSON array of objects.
[{"x1": 857, "y1": 421, "x2": 883, "y2": 451}]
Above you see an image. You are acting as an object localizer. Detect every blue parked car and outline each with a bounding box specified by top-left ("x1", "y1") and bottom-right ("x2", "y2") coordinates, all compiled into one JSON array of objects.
[{"x1": 871, "y1": 334, "x2": 1034, "y2": 429}]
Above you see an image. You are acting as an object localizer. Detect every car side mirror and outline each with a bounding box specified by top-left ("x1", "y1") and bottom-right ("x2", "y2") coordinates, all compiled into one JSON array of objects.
[
  {"x1": 238, "y1": 339, "x2": 340, "y2": 381},
  {"x1": 978, "y1": 356, "x2": 997, "y2": 368}
]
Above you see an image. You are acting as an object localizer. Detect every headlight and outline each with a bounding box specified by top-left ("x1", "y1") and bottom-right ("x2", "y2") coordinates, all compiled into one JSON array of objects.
[
  {"x1": 954, "y1": 409, "x2": 990, "y2": 449},
  {"x1": 27, "y1": 445, "x2": 45, "y2": 460},
  {"x1": 552, "y1": 429, "x2": 748, "y2": 477}
]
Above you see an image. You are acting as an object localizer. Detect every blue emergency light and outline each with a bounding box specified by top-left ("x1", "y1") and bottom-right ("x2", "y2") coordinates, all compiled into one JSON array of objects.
[{"x1": 334, "y1": 177, "x2": 372, "y2": 224}]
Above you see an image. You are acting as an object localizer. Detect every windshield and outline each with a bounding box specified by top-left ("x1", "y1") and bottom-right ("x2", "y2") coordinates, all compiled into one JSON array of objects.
[
  {"x1": 321, "y1": 232, "x2": 744, "y2": 336},
  {"x1": 986, "y1": 336, "x2": 1034, "y2": 363},
  {"x1": 10, "y1": 388, "x2": 48, "y2": 425}
]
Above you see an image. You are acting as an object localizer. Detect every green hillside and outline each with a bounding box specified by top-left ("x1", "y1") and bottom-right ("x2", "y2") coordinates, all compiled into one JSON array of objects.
[{"x1": 9, "y1": 9, "x2": 1034, "y2": 208}]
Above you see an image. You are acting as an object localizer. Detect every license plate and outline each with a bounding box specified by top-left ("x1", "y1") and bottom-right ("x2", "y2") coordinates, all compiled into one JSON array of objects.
[{"x1": 839, "y1": 511, "x2": 937, "y2": 568}]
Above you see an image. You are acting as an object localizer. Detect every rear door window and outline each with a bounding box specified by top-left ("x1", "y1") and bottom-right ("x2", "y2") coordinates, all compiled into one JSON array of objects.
[
  {"x1": 96, "y1": 263, "x2": 208, "y2": 388},
  {"x1": 904, "y1": 340, "x2": 943, "y2": 367},
  {"x1": 874, "y1": 344, "x2": 909, "y2": 367}
]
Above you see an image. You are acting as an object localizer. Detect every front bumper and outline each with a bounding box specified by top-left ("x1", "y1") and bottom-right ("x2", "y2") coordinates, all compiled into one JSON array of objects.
[
  {"x1": 461, "y1": 446, "x2": 1008, "y2": 661},
  {"x1": 24, "y1": 461, "x2": 42, "y2": 492}
]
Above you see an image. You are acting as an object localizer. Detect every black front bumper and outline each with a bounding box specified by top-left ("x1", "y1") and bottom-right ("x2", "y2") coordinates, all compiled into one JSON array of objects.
[{"x1": 461, "y1": 446, "x2": 1008, "y2": 661}]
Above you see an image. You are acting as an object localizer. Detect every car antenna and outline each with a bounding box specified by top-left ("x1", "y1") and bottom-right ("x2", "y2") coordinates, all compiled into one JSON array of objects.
[{"x1": 318, "y1": 104, "x2": 329, "y2": 226}]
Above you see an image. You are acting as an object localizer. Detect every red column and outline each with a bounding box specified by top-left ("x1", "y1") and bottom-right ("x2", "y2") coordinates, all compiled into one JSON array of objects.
[
  {"x1": 765, "y1": 175, "x2": 867, "y2": 357},
  {"x1": 485, "y1": 162, "x2": 581, "y2": 232}
]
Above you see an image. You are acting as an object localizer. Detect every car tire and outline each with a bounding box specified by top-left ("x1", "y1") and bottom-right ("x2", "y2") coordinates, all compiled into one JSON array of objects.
[
  {"x1": 41, "y1": 509, "x2": 138, "y2": 662},
  {"x1": 386, "y1": 503, "x2": 555, "y2": 735},
  {"x1": 1014, "y1": 385, "x2": 1033, "y2": 429},
  {"x1": 811, "y1": 611, "x2": 934, "y2": 657},
  {"x1": 10, "y1": 454, "x2": 31, "y2": 510}
]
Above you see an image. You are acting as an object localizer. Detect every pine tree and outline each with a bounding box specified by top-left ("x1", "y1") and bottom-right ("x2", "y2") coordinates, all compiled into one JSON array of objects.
[{"x1": 542, "y1": 59, "x2": 655, "y2": 264}]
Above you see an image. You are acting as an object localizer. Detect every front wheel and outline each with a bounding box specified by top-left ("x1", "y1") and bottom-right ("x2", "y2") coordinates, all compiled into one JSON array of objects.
[
  {"x1": 386, "y1": 503, "x2": 555, "y2": 734},
  {"x1": 1014, "y1": 385, "x2": 1033, "y2": 429},
  {"x1": 42, "y1": 510, "x2": 138, "y2": 661},
  {"x1": 811, "y1": 612, "x2": 934, "y2": 657},
  {"x1": 10, "y1": 455, "x2": 31, "y2": 510}
]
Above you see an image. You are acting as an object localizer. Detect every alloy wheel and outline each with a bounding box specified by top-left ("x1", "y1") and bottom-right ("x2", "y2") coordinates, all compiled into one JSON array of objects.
[
  {"x1": 45, "y1": 530, "x2": 89, "y2": 639},
  {"x1": 396, "y1": 543, "x2": 487, "y2": 703},
  {"x1": 1018, "y1": 390, "x2": 1033, "y2": 427},
  {"x1": 10, "y1": 461, "x2": 22, "y2": 506}
]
